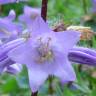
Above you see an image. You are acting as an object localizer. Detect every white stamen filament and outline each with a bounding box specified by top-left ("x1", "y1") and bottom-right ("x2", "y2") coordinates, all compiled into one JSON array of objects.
[{"x1": 0, "y1": 28, "x2": 11, "y2": 36}]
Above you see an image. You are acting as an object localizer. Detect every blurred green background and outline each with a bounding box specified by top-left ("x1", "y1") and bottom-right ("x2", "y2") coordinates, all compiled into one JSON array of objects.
[{"x1": 1, "y1": 0, "x2": 91, "y2": 22}]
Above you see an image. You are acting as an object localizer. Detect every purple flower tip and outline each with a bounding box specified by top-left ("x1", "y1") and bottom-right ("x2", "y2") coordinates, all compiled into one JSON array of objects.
[{"x1": 69, "y1": 47, "x2": 96, "y2": 66}]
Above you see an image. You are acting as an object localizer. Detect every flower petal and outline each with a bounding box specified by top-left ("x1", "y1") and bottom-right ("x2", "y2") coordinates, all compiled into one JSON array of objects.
[
  {"x1": 8, "y1": 41, "x2": 33, "y2": 65},
  {"x1": 24, "y1": 6, "x2": 40, "y2": 17},
  {"x1": 55, "y1": 30, "x2": 80, "y2": 54},
  {"x1": 0, "y1": 38, "x2": 25, "y2": 63},
  {"x1": 0, "y1": 38, "x2": 25, "y2": 58},
  {"x1": 28, "y1": 68, "x2": 48, "y2": 92},
  {"x1": 19, "y1": 6, "x2": 40, "y2": 29},
  {"x1": 0, "y1": 18, "x2": 21, "y2": 39},
  {"x1": 4, "y1": 63, "x2": 22, "y2": 74},
  {"x1": 4, "y1": 10, "x2": 16, "y2": 21},
  {"x1": 0, "y1": 39, "x2": 24, "y2": 74},
  {"x1": 53, "y1": 50, "x2": 76, "y2": 83},
  {"x1": 0, "y1": 57, "x2": 14, "y2": 74},
  {"x1": 53, "y1": 59, "x2": 76, "y2": 83},
  {"x1": 92, "y1": 0, "x2": 96, "y2": 13},
  {"x1": 30, "y1": 16, "x2": 52, "y2": 37},
  {"x1": 0, "y1": 0, "x2": 16, "y2": 4}
]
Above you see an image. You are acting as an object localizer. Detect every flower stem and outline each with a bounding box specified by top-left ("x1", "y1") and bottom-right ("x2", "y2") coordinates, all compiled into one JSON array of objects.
[
  {"x1": 78, "y1": 64, "x2": 82, "y2": 72},
  {"x1": 0, "y1": 5, "x2": 2, "y2": 15},
  {"x1": 48, "y1": 76, "x2": 54, "y2": 94},
  {"x1": 82, "y1": 0, "x2": 87, "y2": 14},
  {"x1": 41, "y1": 0, "x2": 48, "y2": 21},
  {"x1": 31, "y1": 92, "x2": 38, "y2": 96}
]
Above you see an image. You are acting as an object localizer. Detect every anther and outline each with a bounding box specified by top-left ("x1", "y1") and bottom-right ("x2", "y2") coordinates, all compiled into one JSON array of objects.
[
  {"x1": 37, "y1": 37, "x2": 42, "y2": 43},
  {"x1": 46, "y1": 37, "x2": 52, "y2": 48}
]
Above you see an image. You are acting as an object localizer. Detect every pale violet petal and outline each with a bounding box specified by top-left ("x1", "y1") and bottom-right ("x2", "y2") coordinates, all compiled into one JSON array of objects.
[
  {"x1": 55, "y1": 30, "x2": 80, "y2": 54},
  {"x1": 28, "y1": 68, "x2": 48, "y2": 92}
]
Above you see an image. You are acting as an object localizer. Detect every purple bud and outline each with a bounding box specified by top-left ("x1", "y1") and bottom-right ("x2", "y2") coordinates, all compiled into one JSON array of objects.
[{"x1": 69, "y1": 47, "x2": 96, "y2": 66}]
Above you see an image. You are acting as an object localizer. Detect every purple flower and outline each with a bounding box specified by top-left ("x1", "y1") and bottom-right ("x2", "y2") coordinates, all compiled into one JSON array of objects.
[
  {"x1": 0, "y1": 0, "x2": 17, "y2": 5},
  {"x1": 19, "y1": 5, "x2": 41, "y2": 29},
  {"x1": 68, "y1": 47, "x2": 96, "y2": 66},
  {"x1": 0, "y1": 38, "x2": 25, "y2": 73},
  {"x1": 0, "y1": 57, "x2": 14, "y2": 73},
  {"x1": 4, "y1": 10, "x2": 16, "y2": 21},
  {"x1": 8, "y1": 16, "x2": 80, "y2": 92},
  {"x1": 0, "y1": 10, "x2": 22, "y2": 42},
  {"x1": 91, "y1": 0, "x2": 96, "y2": 13},
  {"x1": 4, "y1": 63, "x2": 22, "y2": 75}
]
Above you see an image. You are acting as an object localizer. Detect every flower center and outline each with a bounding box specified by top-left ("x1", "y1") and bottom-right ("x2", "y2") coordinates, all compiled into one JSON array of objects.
[{"x1": 35, "y1": 37, "x2": 53, "y2": 64}]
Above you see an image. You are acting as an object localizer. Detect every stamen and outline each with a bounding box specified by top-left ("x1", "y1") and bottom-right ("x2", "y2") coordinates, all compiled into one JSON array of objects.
[
  {"x1": 21, "y1": 32, "x2": 30, "y2": 40},
  {"x1": 35, "y1": 37, "x2": 53, "y2": 64},
  {"x1": 0, "y1": 28, "x2": 11, "y2": 36},
  {"x1": 35, "y1": 50, "x2": 53, "y2": 64},
  {"x1": 46, "y1": 37, "x2": 51, "y2": 48}
]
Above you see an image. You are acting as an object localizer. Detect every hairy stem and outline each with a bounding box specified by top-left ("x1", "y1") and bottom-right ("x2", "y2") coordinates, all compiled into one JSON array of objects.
[{"x1": 41, "y1": 0, "x2": 48, "y2": 21}]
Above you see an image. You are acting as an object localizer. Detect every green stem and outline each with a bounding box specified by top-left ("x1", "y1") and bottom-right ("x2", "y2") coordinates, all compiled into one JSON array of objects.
[
  {"x1": 82, "y1": 0, "x2": 87, "y2": 14},
  {"x1": 0, "y1": 5, "x2": 2, "y2": 15},
  {"x1": 48, "y1": 76, "x2": 54, "y2": 94}
]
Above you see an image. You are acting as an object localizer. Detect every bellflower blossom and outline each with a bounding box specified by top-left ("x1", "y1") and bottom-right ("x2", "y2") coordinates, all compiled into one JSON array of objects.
[
  {"x1": 8, "y1": 16, "x2": 80, "y2": 92},
  {"x1": 19, "y1": 5, "x2": 41, "y2": 29},
  {"x1": 0, "y1": 38, "x2": 25, "y2": 74},
  {"x1": 0, "y1": 10, "x2": 22, "y2": 42},
  {"x1": 68, "y1": 47, "x2": 96, "y2": 66},
  {"x1": 91, "y1": 0, "x2": 96, "y2": 13}
]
